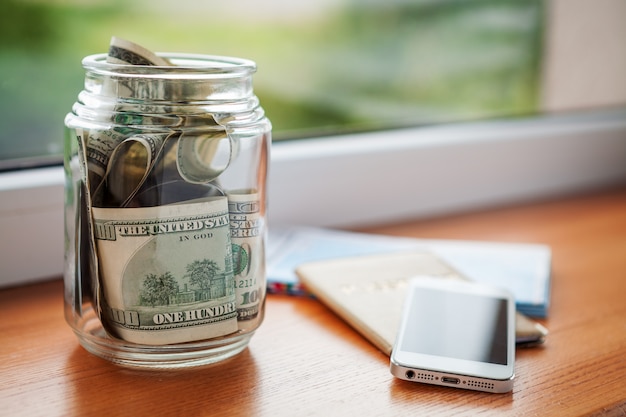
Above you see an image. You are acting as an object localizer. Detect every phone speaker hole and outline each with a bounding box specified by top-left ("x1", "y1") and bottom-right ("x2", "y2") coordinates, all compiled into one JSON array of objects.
[{"x1": 466, "y1": 380, "x2": 495, "y2": 390}]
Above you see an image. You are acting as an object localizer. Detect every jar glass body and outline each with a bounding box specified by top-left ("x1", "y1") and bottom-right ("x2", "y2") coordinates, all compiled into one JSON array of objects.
[{"x1": 63, "y1": 53, "x2": 271, "y2": 368}]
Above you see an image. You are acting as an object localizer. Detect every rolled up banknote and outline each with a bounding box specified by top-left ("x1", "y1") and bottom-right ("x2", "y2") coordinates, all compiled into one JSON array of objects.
[
  {"x1": 107, "y1": 36, "x2": 171, "y2": 66},
  {"x1": 94, "y1": 133, "x2": 170, "y2": 208}
]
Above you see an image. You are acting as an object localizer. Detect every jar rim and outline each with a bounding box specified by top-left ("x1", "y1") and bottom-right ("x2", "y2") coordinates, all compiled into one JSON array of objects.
[{"x1": 82, "y1": 53, "x2": 257, "y2": 77}]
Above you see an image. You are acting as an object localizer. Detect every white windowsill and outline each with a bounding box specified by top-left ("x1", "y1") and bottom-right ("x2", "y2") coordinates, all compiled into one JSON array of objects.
[{"x1": 1, "y1": 108, "x2": 625, "y2": 288}]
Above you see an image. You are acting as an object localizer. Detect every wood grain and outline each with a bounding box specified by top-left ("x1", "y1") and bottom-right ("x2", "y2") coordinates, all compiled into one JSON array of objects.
[{"x1": 1, "y1": 187, "x2": 625, "y2": 416}]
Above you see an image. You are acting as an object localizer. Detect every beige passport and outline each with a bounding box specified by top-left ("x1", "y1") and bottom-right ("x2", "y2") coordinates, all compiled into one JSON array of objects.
[{"x1": 296, "y1": 251, "x2": 547, "y2": 355}]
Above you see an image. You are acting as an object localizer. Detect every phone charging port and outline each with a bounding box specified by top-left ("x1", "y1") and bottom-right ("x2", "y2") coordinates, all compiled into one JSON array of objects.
[{"x1": 442, "y1": 377, "x2": 460, "y2": 385}]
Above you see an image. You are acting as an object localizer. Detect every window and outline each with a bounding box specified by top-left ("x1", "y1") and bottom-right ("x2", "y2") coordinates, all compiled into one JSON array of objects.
[
  {"x1": 1, "y1": 0, "x2": 625, "y2": 286},
  {"x1": 1, "y1": 0, "x2": 546, "y2": 168}
]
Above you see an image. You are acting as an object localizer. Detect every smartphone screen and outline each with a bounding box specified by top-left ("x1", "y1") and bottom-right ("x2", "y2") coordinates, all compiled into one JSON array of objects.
[
  {"x1": 390, "y1": 277, "x2": 515, "y2": 393},
  {"x1": 400, "y1": 288, "x2": 509, "y2": 365}
]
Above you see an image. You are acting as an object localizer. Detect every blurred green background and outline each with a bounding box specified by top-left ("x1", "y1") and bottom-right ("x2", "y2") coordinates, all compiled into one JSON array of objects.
[{"x1": 0, "y1": 0, "x2": 543, "y2": 168}]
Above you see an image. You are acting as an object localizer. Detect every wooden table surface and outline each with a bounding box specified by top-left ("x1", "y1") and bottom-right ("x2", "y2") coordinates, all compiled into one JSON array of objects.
[{"x1": 2, "y1": 187, "x2": 625, "y2": 416}]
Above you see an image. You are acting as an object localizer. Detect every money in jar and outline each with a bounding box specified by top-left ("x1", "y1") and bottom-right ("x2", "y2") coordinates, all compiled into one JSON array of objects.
[{"x1": 63, "y1": 37, "x2": 271, "y2": 368}]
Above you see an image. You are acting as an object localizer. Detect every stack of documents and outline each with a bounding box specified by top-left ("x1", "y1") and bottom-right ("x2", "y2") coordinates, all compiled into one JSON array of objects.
[{"x1": 267, "y1": 226, "x2": 551, "y2": 318}]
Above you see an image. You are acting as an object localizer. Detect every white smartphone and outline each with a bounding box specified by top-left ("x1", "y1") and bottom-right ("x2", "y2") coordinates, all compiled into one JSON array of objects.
[{"x1": 390, "y1": 277, "x2": 516, "y2": 393}]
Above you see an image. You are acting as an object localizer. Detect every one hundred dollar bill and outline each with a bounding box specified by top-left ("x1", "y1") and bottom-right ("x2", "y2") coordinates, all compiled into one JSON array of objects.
[
  {"x1": 228, "y1": 191, "x2": 265, "y2": 330},
  {"x1": 104, "y1": 37, "x2": 173, "y2": 102},
  {"x1": 78, "y1": 128, "x2": 128, "y2": 193},
  {"x1": 177, "y1": 130, "x2": 231, "y2": 184},
  {"x1": 94, "y1": 133, "x2": 170, "y2": 207},
  {"x1": 92, "y1": 198, "x2": 238, "y2": 345},
  {"x1": 107, "y1": 36, "x2": 171, "y2": 66}
]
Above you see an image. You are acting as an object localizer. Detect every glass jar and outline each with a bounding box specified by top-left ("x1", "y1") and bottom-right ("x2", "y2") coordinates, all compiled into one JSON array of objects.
[{"x1": 64, "y1": 53, "x2": 271, "y2": 368}]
